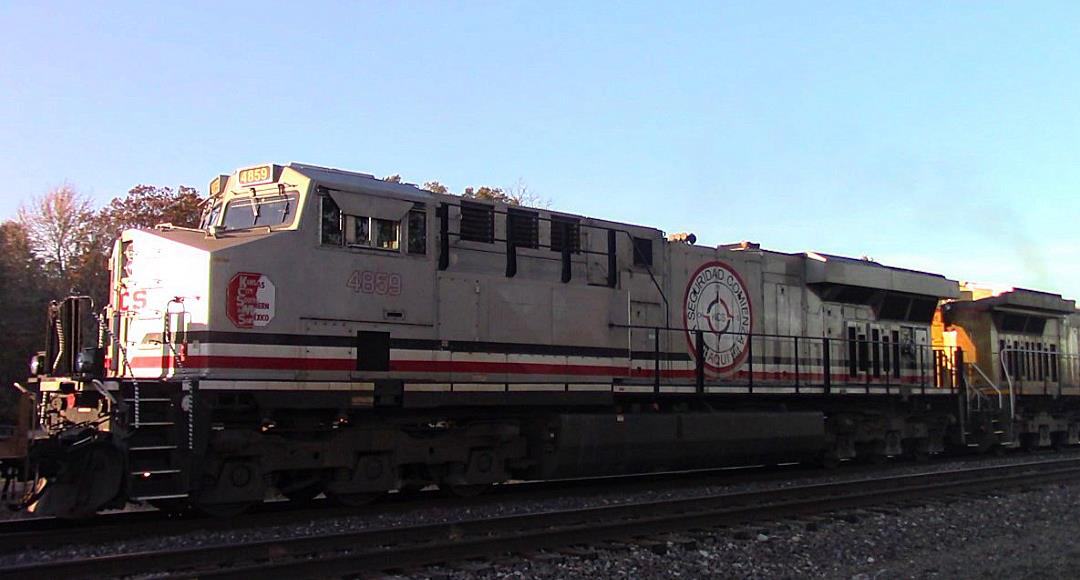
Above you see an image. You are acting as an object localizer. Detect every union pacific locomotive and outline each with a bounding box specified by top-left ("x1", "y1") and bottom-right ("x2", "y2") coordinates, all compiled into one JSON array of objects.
[{"x1": 11, "y1": 163, "x2": 1080, "y2": 517}]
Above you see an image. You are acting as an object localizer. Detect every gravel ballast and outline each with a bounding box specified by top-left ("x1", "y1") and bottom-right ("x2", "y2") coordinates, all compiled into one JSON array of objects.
[{"x1": 414, "y1": 480, "x2": 1080, "y2": 579}]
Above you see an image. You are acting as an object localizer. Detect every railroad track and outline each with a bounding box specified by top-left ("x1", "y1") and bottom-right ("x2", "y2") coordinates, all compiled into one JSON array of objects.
[
  {"x1": 0, "y1": 449, "x2": 1053, "y2": 554},
  {"x1": 6, "y1": 448, "x2": 1075, "y2": 554},
  {"x1": 5, "y1": 455, "x2": 1080, "y2": 580},
  {"x1": 0, "y1": 460, "x2": 820, "y2": 554}
]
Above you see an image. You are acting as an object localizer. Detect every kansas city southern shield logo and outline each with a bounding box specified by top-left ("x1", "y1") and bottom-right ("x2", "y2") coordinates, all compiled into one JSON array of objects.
[
  {"x1": 683, "y1": 261, "x2": 752, "y2": 373},
  {"x1": 226, "y1": 272, "x2": 276, "y2": 329}
]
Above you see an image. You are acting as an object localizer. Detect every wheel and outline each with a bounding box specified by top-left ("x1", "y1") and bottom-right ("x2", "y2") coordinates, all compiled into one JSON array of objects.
[
  {"x1": 191, "y1": 458, "x2": 267, "y2": 518},
  {"x1": 326, "y1": 490, "x2": 380, "y2": 507}
]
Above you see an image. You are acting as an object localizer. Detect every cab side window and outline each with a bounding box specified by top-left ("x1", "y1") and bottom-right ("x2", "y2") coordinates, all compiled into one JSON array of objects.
[
  {"x1": 372, "y1": 218, "x2": 400, "y2": 250},
  {"x1": 407, "y1": 203, "x2": 427, "y2": 255},
  {"x1": 346, "y1": 216, "x2": 399, "y2": 250},
  {"x1": 321, "y1": 193, "x2": 402, "y2": 251},
  {"x1": 346, "y1": 215, "x2": 371, "y2": 247},
  {"x1": 321, "y1": 196, "x2": 343, "y2": 246}
]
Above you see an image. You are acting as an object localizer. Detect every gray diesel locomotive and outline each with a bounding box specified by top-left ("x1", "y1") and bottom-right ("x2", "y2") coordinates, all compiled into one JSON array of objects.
[{"x1": 16, "y1": 163, "x2": 1080, "y2": 517}]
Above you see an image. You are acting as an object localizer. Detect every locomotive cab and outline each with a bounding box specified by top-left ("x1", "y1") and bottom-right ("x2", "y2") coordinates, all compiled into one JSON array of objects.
[{"x1": 23, "y1": 163, "x2": 440, "y2": 516}]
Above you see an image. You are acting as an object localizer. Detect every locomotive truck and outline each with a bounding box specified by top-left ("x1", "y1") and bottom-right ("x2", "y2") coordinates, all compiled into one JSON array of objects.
[{"x1": 13, "y1": 162, "x2": 1080, "y2": 517}]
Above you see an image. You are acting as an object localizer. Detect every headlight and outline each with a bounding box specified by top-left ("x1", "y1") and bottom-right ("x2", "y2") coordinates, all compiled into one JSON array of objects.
[
  {"x1": 75, "y1": 349, "x2": 96, "y2": 374},
  {"x1": 29, "y1": 352, "x2": 44, "y2": 376}
]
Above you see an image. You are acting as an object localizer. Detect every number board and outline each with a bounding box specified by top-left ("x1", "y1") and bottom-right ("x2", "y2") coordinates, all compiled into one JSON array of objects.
[
  {"x1": 209, "y1": 174, "x2": 229, "y2": 196},
  {"x1": 237, "y1": 165, "x2": 275, "y2": 187}
]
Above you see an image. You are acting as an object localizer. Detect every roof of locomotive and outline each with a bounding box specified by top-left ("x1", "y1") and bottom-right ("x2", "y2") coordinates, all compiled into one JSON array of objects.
[
  {"x1": 801, "y1": 251, "x2": 960, "y2": 299},
  {"x1": 289, "y1": 163, "x2": 432, "y2": 202},
  {"x1": 720, "y1": 244, "x2": 959, "y2": 298},
  {"x1": 284, "y1": 163, "x2": 961, "y2": 298},
  {"x1": 288, "y1": 162, "x2": 666, "y2": 237},
  {"x1": 949, "y1": 286, "x2": 1077, "y2": 314},
  {"x1": 805, "y1": 251, "x2": 955, "y2": 280}
]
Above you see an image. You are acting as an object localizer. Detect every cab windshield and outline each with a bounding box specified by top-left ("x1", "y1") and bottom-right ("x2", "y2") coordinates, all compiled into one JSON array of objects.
[{"x1": 221, "y1": 192, "x2": 299, "y2": 230}]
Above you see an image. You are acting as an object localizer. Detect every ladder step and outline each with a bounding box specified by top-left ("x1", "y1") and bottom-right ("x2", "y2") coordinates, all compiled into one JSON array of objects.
[
  {"x1": 135, "y1": 422, "x2": 175, "y2": 427},
  {"x1": 124, "y1": 398, "x2": 172, "y2": 403},
  {"x1": 130, "y1": 445, "x2": 178, "y2": 452}
]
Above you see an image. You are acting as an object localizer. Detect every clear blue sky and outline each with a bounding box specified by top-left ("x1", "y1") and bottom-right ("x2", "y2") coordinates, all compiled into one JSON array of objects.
[{"x1": 2, "y1": 2, "x2": 1078, "y2": 298}]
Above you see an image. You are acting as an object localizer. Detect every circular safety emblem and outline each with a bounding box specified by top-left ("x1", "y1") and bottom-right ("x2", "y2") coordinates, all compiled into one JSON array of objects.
[{"x1": 683, "y1": 261, "x2": 752, "y2": 373}]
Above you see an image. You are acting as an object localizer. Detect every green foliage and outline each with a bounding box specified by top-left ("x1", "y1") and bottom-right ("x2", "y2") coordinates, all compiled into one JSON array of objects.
[
  {"x1": 462, "y1": 186, "x2": 507, "y2": 202},
  {"x1": 0, "y1": 221, "x2": 51, "y2": 398},
  {"x1": 423, "y1": 181, "x2": 449, "y2": 194},
  {"x1": 93, "y1": 184, "x2": 203, "y2": 244}
]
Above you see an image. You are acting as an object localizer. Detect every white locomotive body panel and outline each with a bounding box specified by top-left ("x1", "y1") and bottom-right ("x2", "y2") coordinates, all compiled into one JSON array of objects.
[{"x1": 99, "y1": 163, "x2": 965, "y2": 401}]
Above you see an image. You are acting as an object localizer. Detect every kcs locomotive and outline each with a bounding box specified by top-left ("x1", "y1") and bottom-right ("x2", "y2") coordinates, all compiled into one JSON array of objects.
[{"x1": 11, "y1": 162, "x2": 1080, "y2": 517}]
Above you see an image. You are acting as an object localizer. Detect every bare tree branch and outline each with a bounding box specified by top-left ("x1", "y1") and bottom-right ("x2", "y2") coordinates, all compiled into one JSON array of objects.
[
  {"x1": 17, "y1": 184, "x2": 94, "y2": 279},
  {"x1": 504, "y1": 178, "x2": 551, "y2": 209}
]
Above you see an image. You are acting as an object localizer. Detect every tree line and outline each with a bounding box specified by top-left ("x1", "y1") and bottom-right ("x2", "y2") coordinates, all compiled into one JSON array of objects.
[
  {"x1": 1, "y1": 174, "x2": 541, "y2": 416},
  {"x1": 0, "y1": 184, "x2": 203, "y2": 406}
]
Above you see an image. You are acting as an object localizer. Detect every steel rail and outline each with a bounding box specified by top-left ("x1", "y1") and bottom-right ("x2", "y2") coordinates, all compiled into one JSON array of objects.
[{"x1": 5, "y1": 456, "x2": 1080, "y2": 580}]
